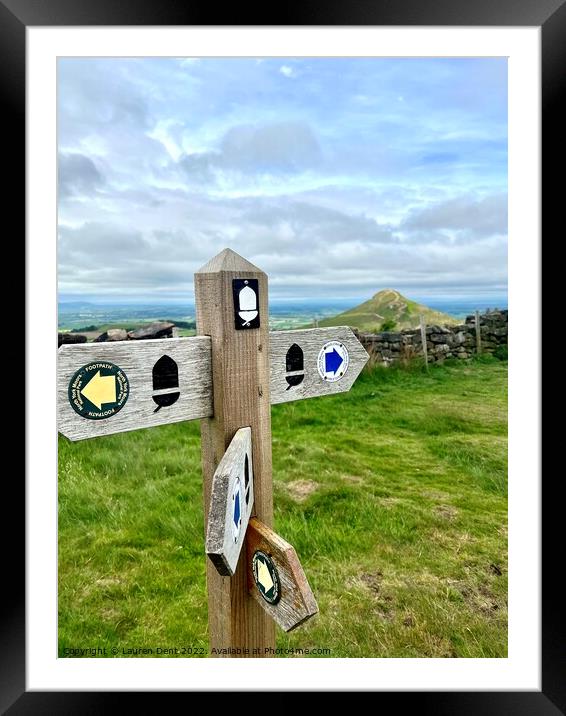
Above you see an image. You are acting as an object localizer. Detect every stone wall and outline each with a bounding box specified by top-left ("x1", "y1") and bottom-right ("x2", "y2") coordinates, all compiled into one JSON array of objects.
[
  {"x1": 358, "y1": 309, "x2": 508, "y2": 367},
  {"x1": 58, "y1": 321, "x2": 178, "y2": 347}
]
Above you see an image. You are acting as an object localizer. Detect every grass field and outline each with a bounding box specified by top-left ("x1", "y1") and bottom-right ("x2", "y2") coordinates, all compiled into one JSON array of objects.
[{"x1": 58, "y1": 356, "x2": 507, "y2": 658}]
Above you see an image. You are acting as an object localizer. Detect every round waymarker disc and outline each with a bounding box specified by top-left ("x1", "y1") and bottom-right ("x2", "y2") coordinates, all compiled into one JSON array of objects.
[
  {"x1": 252, "y1": 550, "x2": 281, "y2": 605},
  {"x1": 317, "y1": 341, "x2": 350, "y2": 383},
  {"x1": 68, "y1": 361, "x2": 129, "y2": 420}
]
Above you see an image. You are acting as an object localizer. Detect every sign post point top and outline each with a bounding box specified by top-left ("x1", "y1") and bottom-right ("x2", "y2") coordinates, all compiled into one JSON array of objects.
[{"x1": 195, "y1": 247, "x2": 264, "y2": 276}]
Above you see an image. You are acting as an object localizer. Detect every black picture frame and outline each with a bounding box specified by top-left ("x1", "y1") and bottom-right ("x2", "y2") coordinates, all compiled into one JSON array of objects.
[{"x1": 8, "y1": 0, "x2": 558, "y2": 710}]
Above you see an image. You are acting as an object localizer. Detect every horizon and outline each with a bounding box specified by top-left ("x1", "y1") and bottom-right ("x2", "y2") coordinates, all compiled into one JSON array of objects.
[{"x1": 58, "y1": 289, "x2": 508, "y2": 310}]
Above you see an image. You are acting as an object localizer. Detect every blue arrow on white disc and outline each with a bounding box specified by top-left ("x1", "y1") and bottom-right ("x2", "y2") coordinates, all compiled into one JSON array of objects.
[
  {"x1": 317, "y1": 341, "x2": 350, "y2": 383},
  {"x1": 325, "y1": 348, "x2": 343, "y2": 374}
]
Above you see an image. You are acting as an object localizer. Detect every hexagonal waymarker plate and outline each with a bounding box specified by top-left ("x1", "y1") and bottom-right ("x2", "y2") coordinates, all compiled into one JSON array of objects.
[{"x1": 246, "y1": 518, "x2": 318, "y2": 632}]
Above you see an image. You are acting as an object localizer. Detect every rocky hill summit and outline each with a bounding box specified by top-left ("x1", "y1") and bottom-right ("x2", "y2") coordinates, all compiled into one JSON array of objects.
[{"x1": 318, "y1": 289, "x2": 457, "y2": 332}]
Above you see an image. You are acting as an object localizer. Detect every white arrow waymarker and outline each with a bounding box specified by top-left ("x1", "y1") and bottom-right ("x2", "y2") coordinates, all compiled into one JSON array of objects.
[
  {"x1": 58, "y1": 337, "x2": 212, "y2": 441},
  {"x1": 206, "y1": 427, "x2": 254, "y2": 576},
  {"x1": 270, "y1": 326, "x2": 369, "y2": 405},
  {"x1": 246, "y1": 518, "x2": 318, "y2": 632}
]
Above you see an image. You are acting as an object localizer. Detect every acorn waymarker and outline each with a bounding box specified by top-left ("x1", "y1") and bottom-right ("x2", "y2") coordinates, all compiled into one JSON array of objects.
[
  {"x1": 233, "y1": 278, "x2": 260, "y2": 329},
  {"x1": 152, "y1": 354, "x2": 180, "y2": 412},
  {"x1": 58, "y1": 248, "x2": 369, "y2": 656}
]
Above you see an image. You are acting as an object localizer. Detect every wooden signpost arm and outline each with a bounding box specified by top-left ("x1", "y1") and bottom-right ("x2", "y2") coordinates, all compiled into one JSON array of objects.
[{"x1": 195, "y1": 248, "x2": 275, "y2": 657}]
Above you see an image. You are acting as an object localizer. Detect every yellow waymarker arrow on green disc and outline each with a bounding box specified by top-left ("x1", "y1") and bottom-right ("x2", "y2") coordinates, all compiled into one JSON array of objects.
[
  {"x1": 257, "y1": 558, "x2": 274, "y2": 593},
  {"x1": 81, "y1": 371, "x2": 116, "y2": 410}
]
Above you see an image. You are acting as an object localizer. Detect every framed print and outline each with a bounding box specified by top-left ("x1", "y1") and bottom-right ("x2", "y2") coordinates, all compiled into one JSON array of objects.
[{"x1": 6, "y1": 0, "x2": 560, "y2": 709}]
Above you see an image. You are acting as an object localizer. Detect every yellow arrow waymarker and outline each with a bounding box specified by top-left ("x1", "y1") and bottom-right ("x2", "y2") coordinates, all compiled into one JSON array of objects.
[
  {"x1": 257, "y1": 557, "x2": 274, "y2": 593},
  {"x1": 247, "y1": 518, "x2": 318, "y2": 632},
  {"x1": 81, "y1": 370, "x2": 117, "y2": 410}
]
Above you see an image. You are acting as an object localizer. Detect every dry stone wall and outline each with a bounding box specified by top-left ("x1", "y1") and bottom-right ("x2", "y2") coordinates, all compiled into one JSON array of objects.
[
  {"x1": 357, "y1": 309, "x2": 507, "y2": 367},
  {"x1": 58, "y1": 321, "x2": 178, "y2": 347}
]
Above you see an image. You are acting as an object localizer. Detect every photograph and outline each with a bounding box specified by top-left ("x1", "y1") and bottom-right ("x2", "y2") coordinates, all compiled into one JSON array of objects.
[
  {"x1": 10, "y1": 3, "x2": 555, "y2": 706},
  {"x1": 57, "y1": 56, "x2": 509, "y2": 659}
]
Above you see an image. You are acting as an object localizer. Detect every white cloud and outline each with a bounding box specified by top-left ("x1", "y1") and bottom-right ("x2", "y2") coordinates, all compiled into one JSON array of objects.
[
  {"x1": 58, "y1": 152, "x2": 105, "y2": 199},
  {"x1": 279, "y1": 65, "x2": 296, "y2": 78},
  {"x1": 57, "y1": 188, "x2": 507, "y2": 299},
  {"x1": 175, "y1": 121, "x2": 322, "y2": 187},
  {"x1": 402, "y1": 193, "x2": 508, "y2": 238},
  {"x1": 147, "y1": 119, "x2": 185, "y2": 161}
]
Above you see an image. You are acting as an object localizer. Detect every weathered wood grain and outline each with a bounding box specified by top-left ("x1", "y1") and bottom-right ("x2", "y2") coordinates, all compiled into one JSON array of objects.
[
  {"x1": 195, "y1": 248, "x2": 275, "y2": 657},
  {"x1": 206, "y1": 427, "x2": 254, "y2": 577},
  {"x1": 270, "y1": 326, "x2": 369, "y2": 405},
  {"x1": 58, "y1": 337, "x2": 212, "y2": 441},
  {"x1": 246, "y1": 518, "x2": 318, "y2": 632}
]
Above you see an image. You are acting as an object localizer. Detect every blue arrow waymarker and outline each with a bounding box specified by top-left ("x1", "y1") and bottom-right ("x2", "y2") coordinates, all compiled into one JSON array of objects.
[
  {"x1": 233, "y1": 491, "x2": 241, "y2": 528},
  {"x1": 325, "y1": 348, "x2": 344, "y2": 374}
]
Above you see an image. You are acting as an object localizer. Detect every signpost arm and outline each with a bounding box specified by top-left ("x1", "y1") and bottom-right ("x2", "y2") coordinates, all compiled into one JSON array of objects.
[{"x1": 195, "y1": 248, "x2": 275, "y2": 657}]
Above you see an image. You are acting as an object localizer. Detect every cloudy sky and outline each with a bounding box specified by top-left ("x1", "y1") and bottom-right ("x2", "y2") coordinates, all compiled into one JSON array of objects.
[{"x1": 58, "y1": 57, "x2": 507, "y2": 303}]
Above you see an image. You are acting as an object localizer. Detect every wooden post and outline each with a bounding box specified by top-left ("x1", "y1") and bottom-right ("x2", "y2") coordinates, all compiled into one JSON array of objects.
[
  {"x1": 419, "y1": 313, "x2": 428, "y2": 370},
  {"x1": 195, "y1": 249, "x2": 275, "y2": 657},
  {"x1": 475, "y1": 309, "x2": 482, "y2": 355}
]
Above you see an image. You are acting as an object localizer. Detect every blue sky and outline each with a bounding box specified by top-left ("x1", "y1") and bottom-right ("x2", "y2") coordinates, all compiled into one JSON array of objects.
[{"x1": 58, "y1": 57, "x2": 507, "y2": 302}]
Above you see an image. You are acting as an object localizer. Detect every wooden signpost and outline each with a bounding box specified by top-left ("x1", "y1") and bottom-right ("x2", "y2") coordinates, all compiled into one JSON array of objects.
[{"x1": 57, "y1": 248, "x2": 369, "y2": 657}]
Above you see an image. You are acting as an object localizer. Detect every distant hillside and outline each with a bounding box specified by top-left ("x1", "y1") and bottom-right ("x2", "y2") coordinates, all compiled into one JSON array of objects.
[{"x1": 317, "y1": 289, "x2": 458, "y2": 332}]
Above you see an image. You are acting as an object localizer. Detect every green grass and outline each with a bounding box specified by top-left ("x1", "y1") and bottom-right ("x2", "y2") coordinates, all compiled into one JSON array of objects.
[{"x1": 59, "y1": 357, "x2": 507, "y2": 658}]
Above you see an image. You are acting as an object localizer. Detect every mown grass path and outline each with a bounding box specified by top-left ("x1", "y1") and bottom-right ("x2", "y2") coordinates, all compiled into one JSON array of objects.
[{"x1": 59, "y1": 358, "x2": 507, "y2": 658}]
